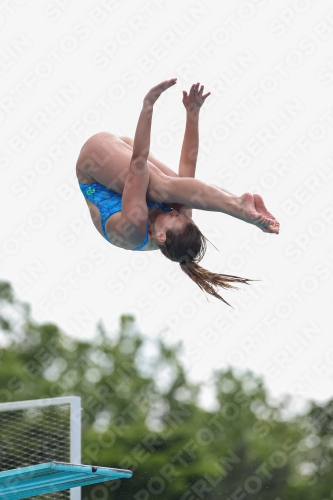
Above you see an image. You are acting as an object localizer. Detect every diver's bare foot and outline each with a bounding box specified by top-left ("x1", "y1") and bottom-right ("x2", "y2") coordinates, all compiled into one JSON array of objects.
[
  {"x1": 253, "y1": 194, "x2": 278, "y2": 221},
  {"x1": 253, "y1": 194, "x2": 280, "y2": 234},
  {"x1": 240, "y1": 193, "x2": 279, "y2": 234}
]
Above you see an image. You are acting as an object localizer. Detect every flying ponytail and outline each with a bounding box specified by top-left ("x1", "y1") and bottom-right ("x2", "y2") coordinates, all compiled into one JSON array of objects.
[
  {"x1": 158, "y1": 220, "x2": 251, "y2": 306},
  {"x1": 179, "y1": 260, "x2": 250, "y2": 306}
]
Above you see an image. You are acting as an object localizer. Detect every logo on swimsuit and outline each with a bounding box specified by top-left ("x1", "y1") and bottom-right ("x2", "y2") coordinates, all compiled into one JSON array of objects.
[{"x1": 86, "y1": 187, "x2": 96, "y2": 195}]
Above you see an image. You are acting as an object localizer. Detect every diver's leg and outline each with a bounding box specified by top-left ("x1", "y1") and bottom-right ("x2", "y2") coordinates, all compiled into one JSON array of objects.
[{"x1": 149, "y1": 174, "x2": 279, "y2": 233}]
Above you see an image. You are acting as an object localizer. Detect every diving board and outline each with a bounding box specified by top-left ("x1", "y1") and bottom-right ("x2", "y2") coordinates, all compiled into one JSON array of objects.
[
  {"x1": 0, "y1": 395, "x2": 82, "y2": 499},
  {"x1": 0, "y1": 462, "x2": 133, "y2": 499}
]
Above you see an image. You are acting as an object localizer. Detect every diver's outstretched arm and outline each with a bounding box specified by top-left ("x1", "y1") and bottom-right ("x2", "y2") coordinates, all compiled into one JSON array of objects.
[
  {"x1": 179, "y1": 82, "x2": 210, "y2": 178},
  {"x1": 179, "y1": 84, "x2": 235, "y2": 197},
  {"x1": 132, "y1": 78, "x2": 177, "y2": 160}
]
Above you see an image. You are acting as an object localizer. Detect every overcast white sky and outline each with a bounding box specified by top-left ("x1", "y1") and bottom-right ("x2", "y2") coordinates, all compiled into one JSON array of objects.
[{"x1": 1, "y1": 0, "x2": 333, "y2": 412}]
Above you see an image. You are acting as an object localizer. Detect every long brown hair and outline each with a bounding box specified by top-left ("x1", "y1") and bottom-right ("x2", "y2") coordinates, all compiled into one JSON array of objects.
[{"x1": 158, "y1": 221, "x2": 251, "y2": 307}]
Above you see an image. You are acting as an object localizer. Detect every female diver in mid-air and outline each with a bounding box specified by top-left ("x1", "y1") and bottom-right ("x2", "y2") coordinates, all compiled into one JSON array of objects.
[{"x1": 76, "y1": 79, "x2": 279, "y2": 305}]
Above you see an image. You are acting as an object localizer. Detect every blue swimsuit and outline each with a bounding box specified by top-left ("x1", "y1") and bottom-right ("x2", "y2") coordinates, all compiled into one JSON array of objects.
[{"x1": 79, "y1": 182, "x2": 172, "y2": 251}]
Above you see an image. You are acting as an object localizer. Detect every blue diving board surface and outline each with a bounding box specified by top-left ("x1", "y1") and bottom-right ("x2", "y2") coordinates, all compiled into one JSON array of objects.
[{"x1": 0, "y1": 461, "x2": 133, "y2": 499}]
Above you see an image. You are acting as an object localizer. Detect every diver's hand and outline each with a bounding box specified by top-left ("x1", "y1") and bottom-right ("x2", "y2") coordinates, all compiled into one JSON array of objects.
[
  {"x1": 182, "y1": 82, "x2": 211, "y2": 113},
  {"x1": 143, "y1": 78, "x2": 177, "y2": 106}
]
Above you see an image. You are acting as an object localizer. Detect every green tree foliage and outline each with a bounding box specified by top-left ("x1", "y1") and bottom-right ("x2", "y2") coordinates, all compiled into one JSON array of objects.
[{"x1": 0, "y1": 281, "x2": 332, "y2": 499}]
